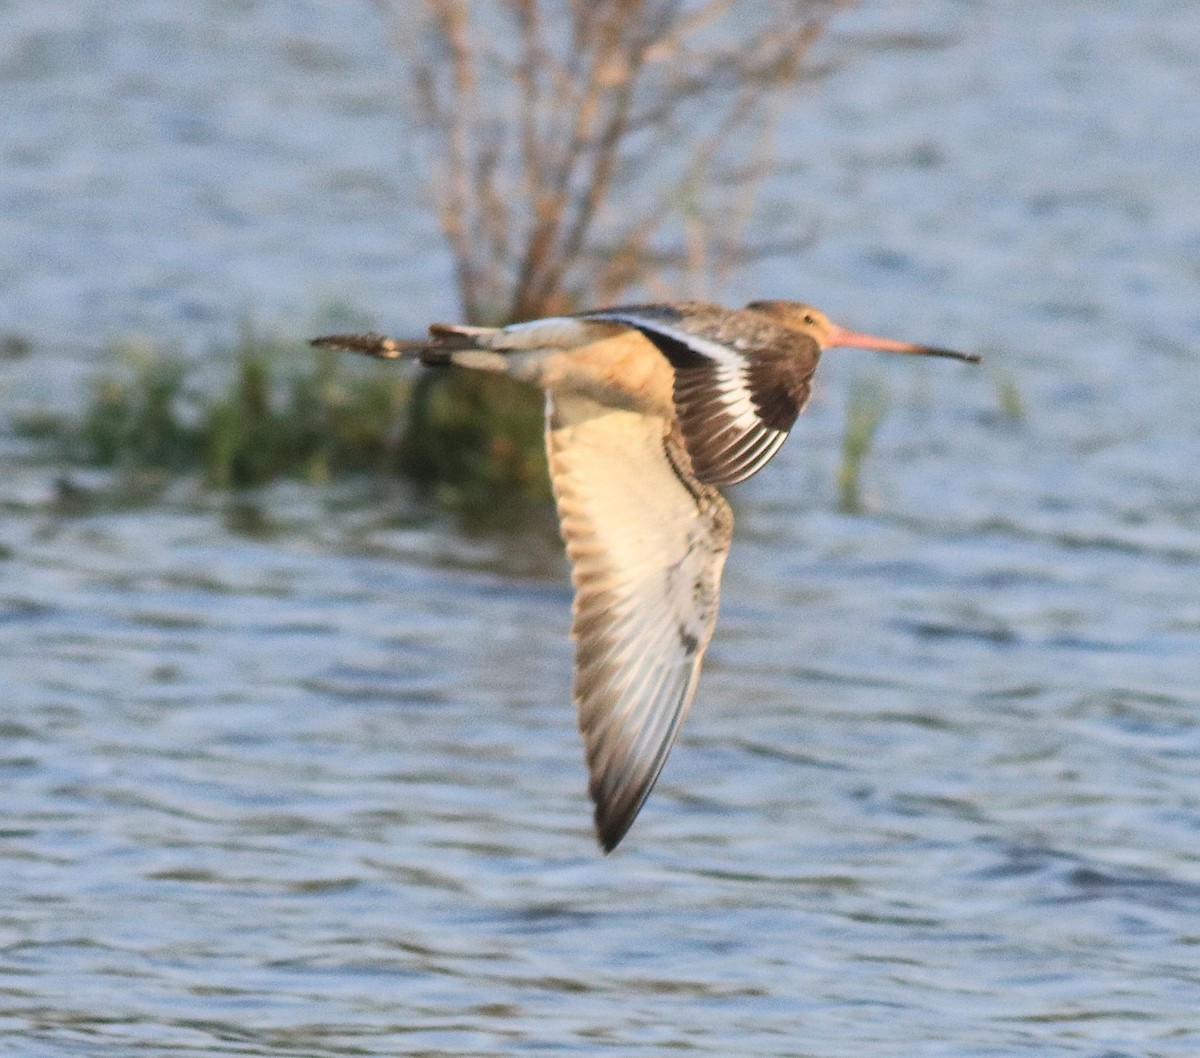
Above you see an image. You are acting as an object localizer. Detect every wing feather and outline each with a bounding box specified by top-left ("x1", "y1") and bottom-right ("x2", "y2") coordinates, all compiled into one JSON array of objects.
[
  {"x1": 545, "y1": 392, "x2": 733, "y2": 851},
  {"x1": 583, "y1": 306, "x2": 815, "y2": 486}
]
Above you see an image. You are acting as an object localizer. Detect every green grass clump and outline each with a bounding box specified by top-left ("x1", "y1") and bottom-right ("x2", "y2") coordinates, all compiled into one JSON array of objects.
[
  {"x1": 992, "y1": 367, "x2": 1025, "y2": 422},
  {"x1": 80, "y1": 341, "x2": 198, "y2": 471},
  {"x1": 201, "y1": 329, "x2": 411, "y2": 488},
  {"x1": 19, "y1": 326, "x2": 549, "y2": 518},
  {"x1": 837, "y1": 374, "x2": 889, "y2": 515},
  {"x1": 398, "y1": 370, "x2": 549, "y2": 509},
  {"x1": 61, "y1": 330, "x2": 414, "y2": 488}
]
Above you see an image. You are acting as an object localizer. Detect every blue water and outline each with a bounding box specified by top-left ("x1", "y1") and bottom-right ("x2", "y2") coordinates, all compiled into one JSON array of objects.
[{"x1": 3, "y1": 1, "x2": 1200, "y2": 1055}]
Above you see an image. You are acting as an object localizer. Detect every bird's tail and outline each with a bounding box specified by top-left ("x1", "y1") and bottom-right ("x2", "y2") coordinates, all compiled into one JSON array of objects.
[{"x1": 310, "y1": 323, "x2": 508, "y2": 371}]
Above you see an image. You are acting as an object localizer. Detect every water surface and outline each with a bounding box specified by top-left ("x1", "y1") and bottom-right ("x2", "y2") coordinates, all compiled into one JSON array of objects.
[{"x1": 3, "y1": 2, "x2": 1200, "y2": 1055}]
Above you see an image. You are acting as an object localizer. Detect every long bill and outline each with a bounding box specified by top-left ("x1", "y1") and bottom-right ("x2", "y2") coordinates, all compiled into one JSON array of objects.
[{"x1": 825, "y1": 324, "x2": 981, "y2": 364}]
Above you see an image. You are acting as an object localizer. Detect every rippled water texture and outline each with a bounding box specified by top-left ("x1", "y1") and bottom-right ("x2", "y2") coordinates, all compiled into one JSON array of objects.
[{"x1": 3, "y1": 1, "x2": 1200, "y2": 1055}]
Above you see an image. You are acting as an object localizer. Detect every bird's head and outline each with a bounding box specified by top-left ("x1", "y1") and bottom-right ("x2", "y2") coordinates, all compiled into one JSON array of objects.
[{"x1": 746, "y1": 300, "x2": 980, "y2": 363}]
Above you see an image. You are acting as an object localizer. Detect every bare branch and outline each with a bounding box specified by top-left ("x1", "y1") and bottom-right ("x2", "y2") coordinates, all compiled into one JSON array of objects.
[{"x1": 375, "y1": 0, "x2": 845, "y2": 322}]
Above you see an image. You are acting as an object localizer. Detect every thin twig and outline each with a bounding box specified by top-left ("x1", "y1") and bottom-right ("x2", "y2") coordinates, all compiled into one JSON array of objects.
[{"x1": 379, "y1": 0, "x2": 843, "y2": 322}]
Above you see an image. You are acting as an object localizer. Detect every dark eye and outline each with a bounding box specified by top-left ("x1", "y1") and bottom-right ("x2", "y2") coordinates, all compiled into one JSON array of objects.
[{"x1": 803, "y1": 313, "x2": 815, "y2": 325}]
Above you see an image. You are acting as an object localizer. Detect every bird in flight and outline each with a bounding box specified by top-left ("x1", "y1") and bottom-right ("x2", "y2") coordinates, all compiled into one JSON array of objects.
[{"x1": 313, "y1": 300, "x2": 979, "y2": 851}]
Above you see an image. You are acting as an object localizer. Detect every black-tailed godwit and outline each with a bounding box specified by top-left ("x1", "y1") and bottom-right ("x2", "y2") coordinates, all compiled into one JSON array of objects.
[{"x1": 314, "y1": 300, "x2": 979, "y2": 851}]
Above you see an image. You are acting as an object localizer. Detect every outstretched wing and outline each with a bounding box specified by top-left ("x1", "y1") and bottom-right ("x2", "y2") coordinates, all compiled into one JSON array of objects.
[
  {"x1": 546, "y1": 392, "x2": 733, "y2": 851},
  {"x1": 583, "y1": 305, "x2": 818, "y2": 487}
]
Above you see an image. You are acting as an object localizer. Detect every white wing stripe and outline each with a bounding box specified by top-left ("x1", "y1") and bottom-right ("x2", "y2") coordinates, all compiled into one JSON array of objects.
[
  {"x1": 488, "y1": 316, "x2": 607, "y2": 351},
  {"x1": 699, "y1": 422, "x2": 781, "y2": 478},
  {"x1": 703, "y1": 422, "x2": 774, "y2": 466},
  {"x1": 588, "y1": 312, "x2": 746, "y2": 369},
  {"x1": 745, "y1": 432, "x2": 789, "y2": 477}
]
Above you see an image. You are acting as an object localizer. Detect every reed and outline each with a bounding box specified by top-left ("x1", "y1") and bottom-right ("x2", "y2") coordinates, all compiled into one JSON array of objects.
[
  {"x1": 837, "y1": 374, "x2": 889, "y2": 515},
  {"x1": 992, "y1": 368, "x2": 1025, "y2": 422},
  {"x1": 14, "y1": 318, "x2": 558, "y2": 519}
]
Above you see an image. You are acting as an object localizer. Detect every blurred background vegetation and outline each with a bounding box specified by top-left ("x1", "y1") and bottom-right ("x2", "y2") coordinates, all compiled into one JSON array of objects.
[{"x1": 27, "y1": 0, "x2": 1013, "y2": 520}]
